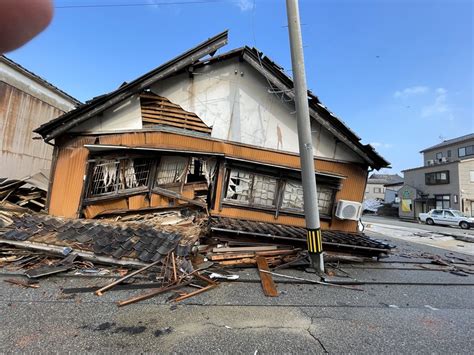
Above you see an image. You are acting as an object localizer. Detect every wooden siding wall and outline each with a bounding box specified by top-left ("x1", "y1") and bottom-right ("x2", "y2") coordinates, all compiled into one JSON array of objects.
[{"x1": 49, "y1": 131, "x2": 368, "y2": 232}]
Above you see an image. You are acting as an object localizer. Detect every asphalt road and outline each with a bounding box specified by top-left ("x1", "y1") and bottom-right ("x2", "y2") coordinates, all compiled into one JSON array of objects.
[
  {"x1": 362, "y1": 215, "x2": 474, "y2": 236},
  {"x1": 1, "y1": 237, "x2": 473, "y2": 354}
]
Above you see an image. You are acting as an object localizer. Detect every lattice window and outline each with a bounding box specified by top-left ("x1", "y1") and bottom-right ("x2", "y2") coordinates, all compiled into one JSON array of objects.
[
  {"x1": 89, "y1": 158, "x2": 154, "y2": 197},
  {"x1": 252, "y1": 175, "x2": 277, "y2": 207},
  {"x1": 281, "y1": 180, "x2": 335, "y2": 215},
  {"x1": 225, "y1": 169, "x2": 278, "y2": 207}
]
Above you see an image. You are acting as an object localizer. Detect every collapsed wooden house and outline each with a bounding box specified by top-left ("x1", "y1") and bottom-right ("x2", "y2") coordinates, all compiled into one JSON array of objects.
[{"x1": 33, "y1": 31, "x2": 389, "y2": 237}]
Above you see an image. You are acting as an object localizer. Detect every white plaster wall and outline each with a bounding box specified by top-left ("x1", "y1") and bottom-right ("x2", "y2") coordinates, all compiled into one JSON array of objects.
[
  {"x1": 0, "y1": 60, "x2": 76, "y2": 111},
  {"x1": 151, "y1": 58, "x2": 364, "y2": 163},
  {"x1": 71, "y1": 95, "x2": 142, "y2": 133}
]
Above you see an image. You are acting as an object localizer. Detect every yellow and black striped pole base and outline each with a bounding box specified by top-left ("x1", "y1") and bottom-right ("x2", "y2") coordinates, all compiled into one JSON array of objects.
[{"x1": 306, "y1": 228, "x2": 323, "y2": 253}]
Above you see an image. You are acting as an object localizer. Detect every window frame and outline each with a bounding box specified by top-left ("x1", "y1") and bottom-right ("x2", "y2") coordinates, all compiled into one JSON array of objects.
[
  {"x1": 459, "y1": 145, "x2": 474, "y2": 158},
  {"x1": 86, "y1": 156, "x2": 156, "y2": 200},
  {"x1": 435, "y1": 194, "x2": 451, "y2": 209},
  {"x1": 222, "y1": 166, "x2": 340, "y2": 218},
  {"x1": 425, "y1": 170, "x2": 450, "y2": 185}
]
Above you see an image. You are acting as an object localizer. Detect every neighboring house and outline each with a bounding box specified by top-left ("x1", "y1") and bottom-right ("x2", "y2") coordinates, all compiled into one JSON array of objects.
[
  {"x1": 0, "y1": 56, "x2": 79, "y2": 179},
  {"x1": 399, "y1": 133, "x2": 474, "y2": 219},
  {"x1": 364, "y1": 173, "x2": 403, "y2": 201},
  {"x1": 33, "y1": 31, "x2": 389, "y2": 234},
  {"x1": 383, "y1": 181, "x2": 404, "y2": 204}
]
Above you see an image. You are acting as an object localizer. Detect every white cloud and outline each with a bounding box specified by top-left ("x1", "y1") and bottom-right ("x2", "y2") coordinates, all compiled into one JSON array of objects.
[
  {"x1": 232, "y1": 0, "x2": 254, "y2": 12},
  {"x1": 421, "y1": 87, "x2": 452, "y2": 119},
  {"x1": 370, "y1": 142, "x2": 393, "y2": 149},
  {"x1": 393, "y1": 86, "x2": 429, "y2": 98}
]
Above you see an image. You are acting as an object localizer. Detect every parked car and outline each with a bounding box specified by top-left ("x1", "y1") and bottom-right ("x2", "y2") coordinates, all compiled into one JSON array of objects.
[{"x1": 418, "y1": 209, "x2": 474, "y2": 229}]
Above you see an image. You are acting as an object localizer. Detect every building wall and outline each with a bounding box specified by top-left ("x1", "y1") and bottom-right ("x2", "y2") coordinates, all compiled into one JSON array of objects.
[
  {"x1": 70, "y1": 95, "x2": 142, "y2": 133},
  {"x1": 0, "y1": 82, "x2": 64, "y2": 178},
  {"x1": 384, "y1": 186, "x2": 402, "y2": 204},
  {"x1": 403, "y1": 162, "x2": 461, "y2": 210},
  {"x1": 150, "y1": 58, "x2": 365, "y2": 164},
  {"x1": 364, "y1": 182, "x2": 385, "y2": 200},
  {"x1": 423, "y1": 137, "x2": 474, "y2": 165},
  {"x1": 398, "y1": 185, "x2": 417, "y2": 219},
  {"x1": 0, "y1": 60, "x2": 77, "y2": 179},
  {"x1": 48, "y1": 131, "x2": 368, "y2": 232},
  {"x1": 458, "y1": 158, "x2": 474, "y2": 216}
]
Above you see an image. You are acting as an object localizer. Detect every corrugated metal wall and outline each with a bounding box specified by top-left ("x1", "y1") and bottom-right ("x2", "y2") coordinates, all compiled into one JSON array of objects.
[{"x1": 0, "y1": 82, "x2": 64, "y2": 178}]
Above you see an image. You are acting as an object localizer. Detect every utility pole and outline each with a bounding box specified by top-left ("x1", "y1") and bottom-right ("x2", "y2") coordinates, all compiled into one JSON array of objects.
[{"x1": 285, "y1": 0, "x2": 324, "y2": 274}]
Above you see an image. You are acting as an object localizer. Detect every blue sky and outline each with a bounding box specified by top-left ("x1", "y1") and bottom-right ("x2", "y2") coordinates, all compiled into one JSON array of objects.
[{"x1": 8, "y1": 0, "x2": 473, "y2": 174}]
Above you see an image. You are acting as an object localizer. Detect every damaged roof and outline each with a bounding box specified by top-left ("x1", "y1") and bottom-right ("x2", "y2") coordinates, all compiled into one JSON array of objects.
[{"x1": 34, "y1": 30, "x2": 389, "y2": 170}]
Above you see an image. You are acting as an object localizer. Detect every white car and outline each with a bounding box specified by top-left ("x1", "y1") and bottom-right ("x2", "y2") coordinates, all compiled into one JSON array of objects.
[{"x1": 418, "y1": 209, "x2": 474, "y2": 230}]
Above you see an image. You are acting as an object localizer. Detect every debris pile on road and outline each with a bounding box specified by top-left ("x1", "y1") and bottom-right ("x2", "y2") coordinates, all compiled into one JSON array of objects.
[
  {"x1": 0, "y1": 171, "x2": 49, "y2": 212},
  {"x1": 0, "y1": 202, "x2": 397, "y2": 302}
]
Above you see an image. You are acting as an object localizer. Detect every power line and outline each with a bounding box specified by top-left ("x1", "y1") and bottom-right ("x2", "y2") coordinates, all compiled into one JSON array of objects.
[{"x1": 55, "y1": 0, "x2": 224, "y2": 9}]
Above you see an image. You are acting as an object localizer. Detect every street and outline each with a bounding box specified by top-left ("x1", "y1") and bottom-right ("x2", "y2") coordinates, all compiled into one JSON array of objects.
[
  {"x1": 1, "y1": 232, "x2": 473, "y2": 354},
  {"x1": 362, "y1": 215, "x2": 474, "y2": 236},
  {"x1": 362, "y1": 215, "x2": 474, "y2": 256}
]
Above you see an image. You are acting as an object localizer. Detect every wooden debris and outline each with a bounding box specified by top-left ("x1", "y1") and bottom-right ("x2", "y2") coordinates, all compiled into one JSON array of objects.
[
  {"x1": 4, "y1": 278, "x2": 40, "y2": 288},
  {"x1": 173, "y1": 283, "x2": 217, "y2": 302},
  {"x1": 256, "y1": 256, "x2": 278, "y2": 297},
  {"x1": 117, "y1": 280, "x2": 192, "y2": 307},
  {"x1": 95, "y1": 259, "x2": 162, "y2": 296}
]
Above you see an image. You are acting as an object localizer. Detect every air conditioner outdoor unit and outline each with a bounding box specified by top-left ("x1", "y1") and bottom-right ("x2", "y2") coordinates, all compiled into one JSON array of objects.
[
  {"x1": 335, "y1": 200, "x2": 363, "y2": 221},
  {"x1": 441, "y1": 157, "x2": 447, "y2": 163},
  {"x1": 427, "y1": 160, "x2": 435, "y2": 166}
]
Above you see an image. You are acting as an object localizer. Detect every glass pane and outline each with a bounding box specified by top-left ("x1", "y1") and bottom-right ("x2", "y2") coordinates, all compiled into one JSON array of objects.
[
  {"x1": 252, "y1": 174, "x2": 277, "y2": 207},
  {"x1": 282, "y1": 180, "x2": 304, "y2": 210},
  {"x1": 226, "y1": 170, "x2": 252, "y2": 203}
]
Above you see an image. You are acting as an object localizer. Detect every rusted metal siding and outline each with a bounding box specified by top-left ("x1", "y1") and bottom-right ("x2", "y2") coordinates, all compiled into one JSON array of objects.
[
  {"x1": 48, "y1": 136, "x2": 95, "y2": 217},
  {"x1": 0, "y1": 81, "x2": 65, "y2": 178}
]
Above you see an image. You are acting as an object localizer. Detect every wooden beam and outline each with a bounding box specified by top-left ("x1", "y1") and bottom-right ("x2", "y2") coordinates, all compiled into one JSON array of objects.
[{"x1": 256, "y1": 256, "x2": 279, "y2": 297}]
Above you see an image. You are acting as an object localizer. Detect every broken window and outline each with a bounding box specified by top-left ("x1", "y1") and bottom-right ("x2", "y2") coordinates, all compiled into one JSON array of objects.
[
  {"x1": 226, "y1": 170, "x2": 253, "y2": 204},
  {"x1": 89, "y1": 157, "x2": 154, "y2": 196},
  {"x1": 281, "y1": 180, "x2": 335, "y2": 216},
  {"x1": 225, "y1": 169, "x2": 278, "y2": 207},
  {"x1": 155, "y1": 156, "x2": 189, "y2": 186}
]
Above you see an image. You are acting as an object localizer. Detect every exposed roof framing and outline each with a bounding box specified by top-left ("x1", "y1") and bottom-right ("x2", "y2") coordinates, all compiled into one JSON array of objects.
[
  {"x1": 140, "y1": 92, "x2": 212, "y2": 135},
  {"x1": 34, "y1": 30, "x2": 228, "y2": 141},
  {"x1": 34, "y1": 30, "x2": 389, "y2": 169}
]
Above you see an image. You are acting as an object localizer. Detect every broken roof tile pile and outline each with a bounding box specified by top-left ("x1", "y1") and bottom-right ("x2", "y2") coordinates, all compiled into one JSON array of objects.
[
  {"x1": 209, "y1": 217, "x2": 393, "y2": 256},
  {"x1": 1, "y1": 212, "x2": 191, "y2": 262}
]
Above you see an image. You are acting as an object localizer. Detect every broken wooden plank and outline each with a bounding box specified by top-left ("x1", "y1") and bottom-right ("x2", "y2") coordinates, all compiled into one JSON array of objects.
[
  {"x1": 256, "y1": 256, "x2": 278, "y2": 297},
  {"x1": 211, "y1": 246, "x2": 278, "y2": 253},
  {"x1": 152, "y1": 187, "x2": 207, "y2": 209},
  {"x1": 95, "y1": 259, "x2": 163, "y2": 296},
  {"x1": 4, "y1": 278, "x2": 40, "y2": 288},
  {"x1": 24, "y1": 264, "x2": 74, "y2": 278},
  {"x1": 173, "y1": 283, "x2": 216, "y2": 302},
  {"x1": 117, "y1": 280, "x2": 192, "y2": 307}
]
